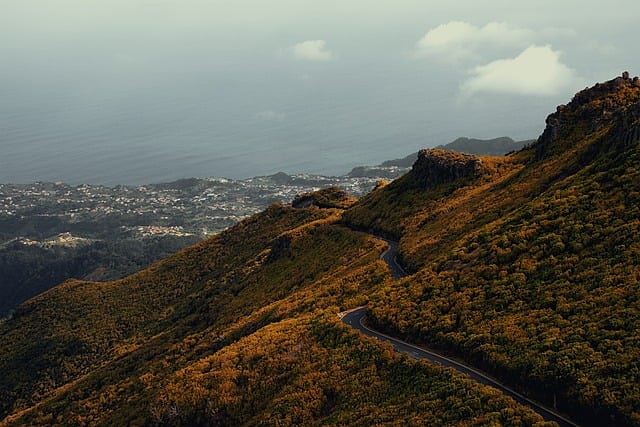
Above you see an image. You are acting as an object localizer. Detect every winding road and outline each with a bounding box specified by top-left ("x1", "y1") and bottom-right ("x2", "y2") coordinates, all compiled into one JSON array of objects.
[{"x1": 340, "y1": 235, "x2": 579, "y2": 427}]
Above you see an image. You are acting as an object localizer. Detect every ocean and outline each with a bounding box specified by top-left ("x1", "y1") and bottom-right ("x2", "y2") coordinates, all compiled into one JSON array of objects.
[
  {"x1": 0, "y1": 52, "x2": 548, "y2": 186},
  {"x1": 0, "y1": 76, "x2": 547, "y2": 186}
]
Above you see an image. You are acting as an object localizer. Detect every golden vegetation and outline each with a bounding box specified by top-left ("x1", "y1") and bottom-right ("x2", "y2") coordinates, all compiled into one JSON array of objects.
[
  {"x1": 1, "y1": 197, "x2": 544, "y2": 426},
  {"x1": 3, "y1": 75, "x2": 640, "y2": 426},
  {"x1": 0, "y1": 204, "x2": 335, "y2": 420},
  {"x1": 150, "y1": 315, "x2": 546, "y2": 426},
  {"x1": 347, "y1": 76, "x2": 640, "y2": 425}
]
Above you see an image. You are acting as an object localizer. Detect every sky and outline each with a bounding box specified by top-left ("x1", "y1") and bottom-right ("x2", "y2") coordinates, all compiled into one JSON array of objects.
[{"x1": 1, "y1": 0, "x2": 639, "y2": 184}]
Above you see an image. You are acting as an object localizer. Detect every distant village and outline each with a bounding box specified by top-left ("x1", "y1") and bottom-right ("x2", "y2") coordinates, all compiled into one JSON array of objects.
[{"x1": 0, "y1": 170, "x2": 405, "y2": 246}]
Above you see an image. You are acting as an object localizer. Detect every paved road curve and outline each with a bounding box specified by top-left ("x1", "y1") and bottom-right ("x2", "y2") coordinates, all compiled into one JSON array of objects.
[
  {"x1": 378, "y1": 238, "x2": 407, "y2": 279},
  {"x1": 340, "y1": 236, "x2": 579, "y2": 427}
]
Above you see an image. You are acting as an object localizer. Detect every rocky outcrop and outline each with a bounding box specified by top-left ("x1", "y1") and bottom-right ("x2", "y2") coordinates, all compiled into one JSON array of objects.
[
  {"x1": 595, "y1": 96, "x2": 640, "y2": 157},
  {"x1": 533, "y1": 72, "x2": 640, "y2": 160},
  {"x1": 409, "y1": 149, "x2": 487, "y2": 189},
  {"x1": 292, "y1": 187, "x2": 356, "y2": 209},
  {"x1": 349, "y1": 137, "x2": 532, "y2": 179}
]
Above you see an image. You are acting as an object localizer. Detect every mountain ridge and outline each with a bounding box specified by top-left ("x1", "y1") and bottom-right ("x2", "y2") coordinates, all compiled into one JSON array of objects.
[
  {"x1": 0, "y1": 135, "x2": 533, "y2": 318},
  {"x1": 344, "y1": 73, "x2": 640, "y2": 425},
  {"x1": 2, "y1": 74, "x2": 640, "y2": 426}
]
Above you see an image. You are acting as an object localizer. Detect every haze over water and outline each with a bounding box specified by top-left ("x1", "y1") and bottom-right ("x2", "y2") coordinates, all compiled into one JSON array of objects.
[{"x1": 2, "y1": 0, "x2": 638, "y2": 185}]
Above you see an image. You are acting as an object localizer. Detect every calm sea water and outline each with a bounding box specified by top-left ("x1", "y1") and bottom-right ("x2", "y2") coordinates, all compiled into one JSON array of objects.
[
  {"x1": 1, "y1": 1, "x2": 631, "y2": 186},
  {"x1": 0, "y1": 65, "x2": 546, "y2": 186}
]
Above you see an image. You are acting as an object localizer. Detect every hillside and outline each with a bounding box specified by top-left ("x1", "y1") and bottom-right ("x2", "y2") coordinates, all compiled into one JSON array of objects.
[
  {"x1": 0, "y1": 174, "x2": 381, "y2": 318},
  {"x1": 0, "y1": 194, "x2": 543, "y2": 426},
  {"x1": 344, "y1": 73, "x2": 640, "y2": 425},
  {"x1": 2, "y1": 74, "x2": 640, "y2": 426},
  {"x1": 0, "y1": 235, "x2": 199, "y2": 318}
]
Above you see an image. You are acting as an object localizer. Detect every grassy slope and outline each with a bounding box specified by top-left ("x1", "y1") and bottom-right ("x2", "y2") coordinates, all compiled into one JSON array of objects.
[{"x1": 0, "y1": 193, "x2": 546, "y2": 426}]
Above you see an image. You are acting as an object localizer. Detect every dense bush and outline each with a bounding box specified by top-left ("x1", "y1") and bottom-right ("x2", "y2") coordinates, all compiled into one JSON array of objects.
[
  {"x1": 353, "y1": 78, "x2": 640, "y2": 426},
  {"x1": 0, "y1": 201, "x2": 547, "y2": 426}
]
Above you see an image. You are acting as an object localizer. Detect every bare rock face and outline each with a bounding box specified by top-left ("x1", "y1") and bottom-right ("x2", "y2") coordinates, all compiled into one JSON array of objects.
[
  {"x1": 533, "y1": 72, "x2": 640, "y2": 160},
  {"x1": 606, "y1": 98, "x2": 640, "y2": 151},
  {"x1": 410, "y1": 149, "x2": 487, "y2": 189}
]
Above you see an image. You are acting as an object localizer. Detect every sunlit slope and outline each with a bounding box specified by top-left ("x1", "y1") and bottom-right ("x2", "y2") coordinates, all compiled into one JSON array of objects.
[
  {"x1": 0, "y1": 190, "x2": 546, "y2": 426},
  {"x1": 0, "y1": 204, "x2": 358, "y2": 421},
  {"x1": 344, "y1": 75, "x2": 640, "y2": 426}
]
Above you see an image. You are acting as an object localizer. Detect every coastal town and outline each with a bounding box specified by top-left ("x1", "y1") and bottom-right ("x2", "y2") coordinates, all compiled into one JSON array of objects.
[
  {"x1": 0, "y1": 166, "x2": 411, "y2": 317},
  {"x1": 0, "y1": 171, "x2": 400, "y2": 244}
]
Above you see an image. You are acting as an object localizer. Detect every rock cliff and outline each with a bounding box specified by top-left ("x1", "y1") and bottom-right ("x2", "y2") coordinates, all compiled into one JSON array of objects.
[
  {"x1": 534, "y1": 72, "x2": 640, "y2": 160},
  {"x1": 292, "y1": 187, "x2": 356, "y2": 209},
  {"x1": 409, "y1": 149, "x2": 487, "y2": 189}
]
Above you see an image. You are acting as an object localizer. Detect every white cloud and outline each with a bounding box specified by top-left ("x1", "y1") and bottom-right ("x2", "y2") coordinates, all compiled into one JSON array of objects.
[
  {"x1": 415, "y1": 21, "x2": 534, "y2": 62},
  {"x1": 292, "y1": 40, "x2": 334, "y2": 61},
  {"x1": 256, "y1": 110, "x2": 286, "y2": 121},
  {"x1": 460, "y1": 45, "x2": 582, "y2": 97}
]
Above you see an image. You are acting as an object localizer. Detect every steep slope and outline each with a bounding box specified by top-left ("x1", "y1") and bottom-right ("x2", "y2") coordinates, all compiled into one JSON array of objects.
[
  {"x1": 0, "y1": 189, "x2": 545, "y2": 426},
  {"x1": 0, "y1": 204, "x2": 336, "y2": 418},
  {"x1": 344, "y1": 73, "x2": 640, "y2": 426}
]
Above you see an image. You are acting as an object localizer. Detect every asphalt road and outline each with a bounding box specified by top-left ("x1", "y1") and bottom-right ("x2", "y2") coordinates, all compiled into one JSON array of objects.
[
  {"x1": 378, "y1": 237, "x2": 407, "y2": 279},
  {"x1": 340, "y1": 235, "x2": 579, "y2": 427}
]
